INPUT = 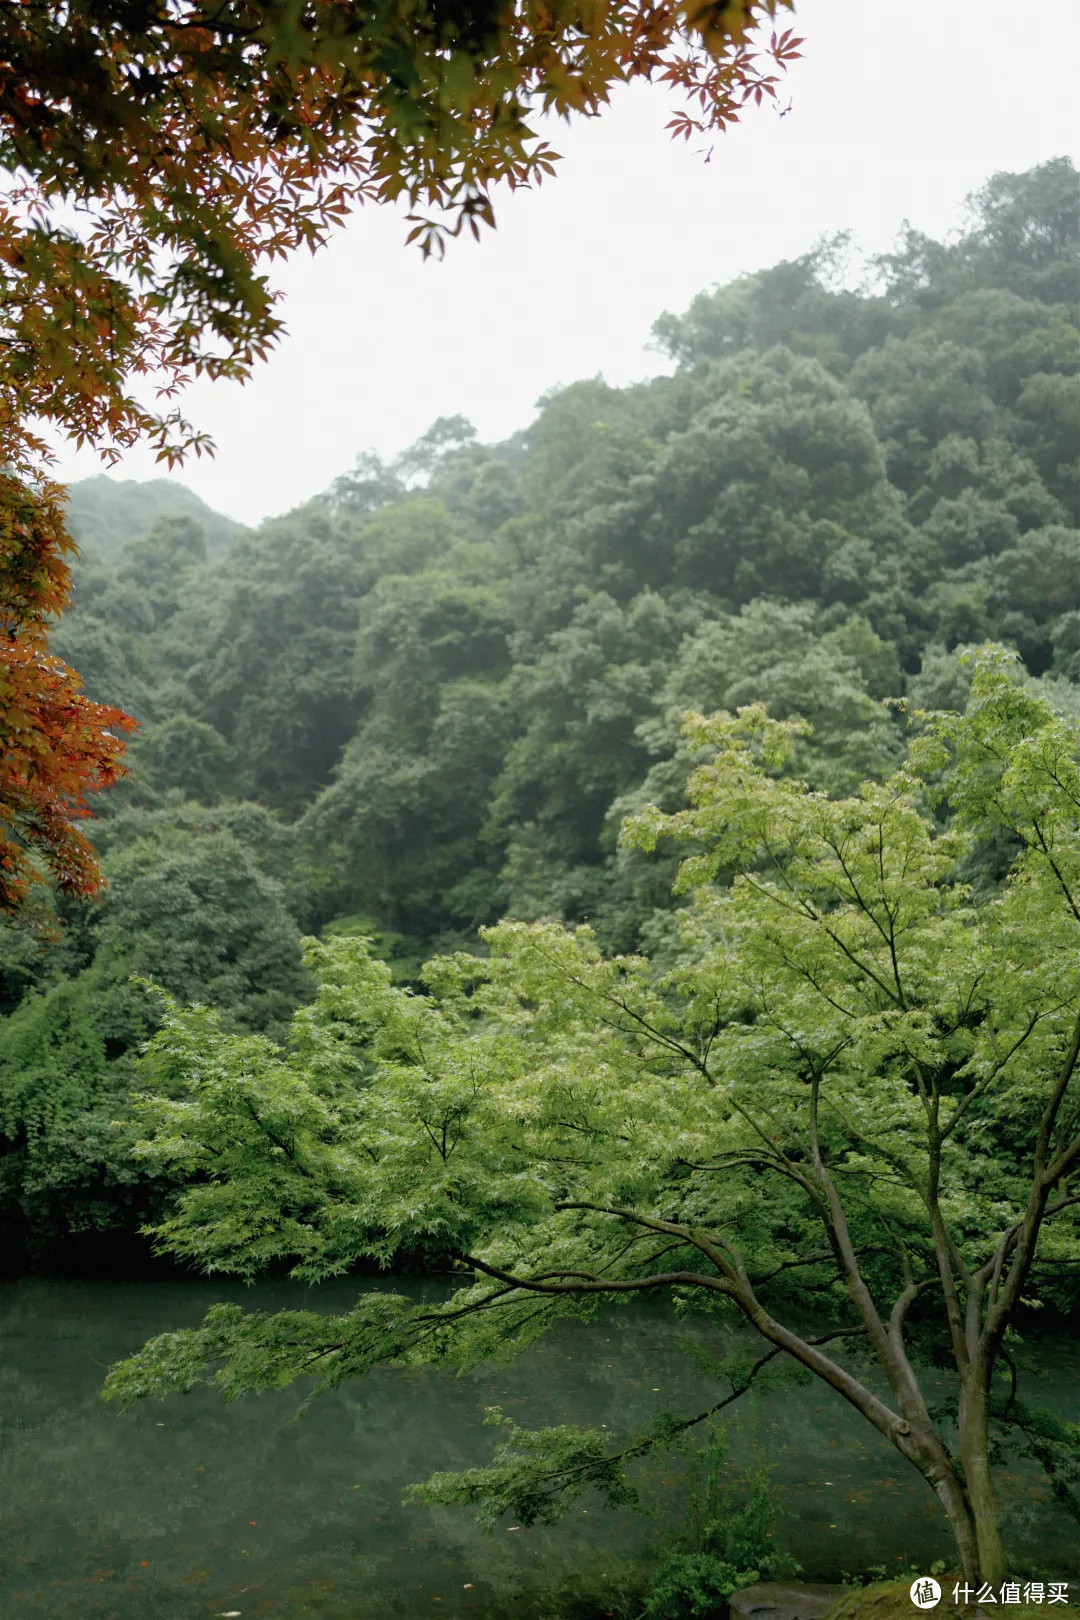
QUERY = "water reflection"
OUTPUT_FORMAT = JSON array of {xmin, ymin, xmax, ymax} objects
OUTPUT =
[{"xmin": 1, "ymin": 1278, "xmax": 1075, "ymax": 1618}]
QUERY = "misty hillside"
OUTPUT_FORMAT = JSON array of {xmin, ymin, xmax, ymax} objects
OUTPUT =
[{"xmin": 64, "ymin": 474, "xmax": 246, "ymax": 561}]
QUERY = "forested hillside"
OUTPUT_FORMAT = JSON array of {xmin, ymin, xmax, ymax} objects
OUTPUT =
[
  {"xmin": 1, "ymin": 156, "xmax": 1077, "ymax": 1270},
  {"xmin": 64, "ymin": 475, "xmax": 247, "ymax": 562}
]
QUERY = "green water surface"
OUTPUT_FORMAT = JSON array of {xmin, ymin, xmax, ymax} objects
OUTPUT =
[{"xmin": 1, "ymin": 1278, "xmax": 1076, "ymax": 1618}]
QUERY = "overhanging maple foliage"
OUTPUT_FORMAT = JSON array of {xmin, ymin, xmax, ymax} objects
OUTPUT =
[
  {"xmin": 0, "ymin": 0, "xmax": 800, "ymax": 468},
  {"xmin": 0, "ymin": 474, "xmax": 135, "ymax": 913}
]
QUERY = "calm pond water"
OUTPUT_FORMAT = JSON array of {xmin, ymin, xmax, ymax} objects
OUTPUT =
[{"xmin": 1, "ymin": 1278, "xmax": 1076, "ymax": 1619}]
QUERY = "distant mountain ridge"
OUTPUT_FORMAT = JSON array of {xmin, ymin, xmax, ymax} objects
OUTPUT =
[{"xmin": 64, "ymin": 475, "xmax": 247, "ymax": 560}]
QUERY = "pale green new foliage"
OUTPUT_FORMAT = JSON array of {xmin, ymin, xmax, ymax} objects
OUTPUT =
[
  {"xmin": 406, "ymin": 1406, "xmax": 641, "ymax": 1528},
  {"xmin": 108, "ymin": 652, "xmax": 1080, "ymax": 1582},
  {"xmin": 625, "ymin": 693, "xmax": 1073, "ymax": 1287}
]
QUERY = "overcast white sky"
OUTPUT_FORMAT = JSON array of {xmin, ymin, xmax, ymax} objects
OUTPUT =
[{"xmin": 51, "ymin": 0, "xmax": 1080, "ymax": 527}]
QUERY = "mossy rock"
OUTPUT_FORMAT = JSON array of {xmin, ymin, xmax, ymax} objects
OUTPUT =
[{"xmin": 824, "ymin": 1580, "xmax": 1056, "ymax": 1620}]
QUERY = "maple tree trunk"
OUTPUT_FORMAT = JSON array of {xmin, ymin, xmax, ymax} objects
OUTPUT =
[
  {"xmin": 903, "ymin": 1391, "xmax": 1004, "ymax": 1584},
  {"xmin": 959, "ymin": 1376, "xmax": 1007, "ymax": 1586},
  {"xmin": 893, "ymin": 1409, "xmax": 980, "ymax": 1584},
  {"xmin": 930, "ymin": 1467, "xmax": 980, "ymax": 1585}
]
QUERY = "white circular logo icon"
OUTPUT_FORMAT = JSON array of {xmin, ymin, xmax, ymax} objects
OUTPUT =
[{"xmin": 910, "ymin": 1579, "xmax": 942, "ymax": 1610}]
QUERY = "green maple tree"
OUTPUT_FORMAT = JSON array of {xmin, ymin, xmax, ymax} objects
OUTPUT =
[{"xmin": 104, "ymin": 652, "xmax": 1080, "ymax": 1584}]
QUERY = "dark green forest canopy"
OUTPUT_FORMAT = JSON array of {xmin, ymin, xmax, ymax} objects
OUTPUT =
[{"xmin": 0, "ymin": 155, "xmax": 1077, "ymax": 1265}]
